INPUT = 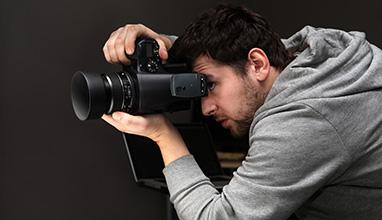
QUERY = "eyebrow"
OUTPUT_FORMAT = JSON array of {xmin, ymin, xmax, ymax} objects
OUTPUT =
[{"xmin": 206, "ymin": 75, "xmax": 216, "ymax": 81}]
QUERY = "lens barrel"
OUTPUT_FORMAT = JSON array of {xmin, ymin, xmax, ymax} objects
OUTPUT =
[{"xmin": 71, "ymin": 71, "xmax": 134, "ymax": 121}]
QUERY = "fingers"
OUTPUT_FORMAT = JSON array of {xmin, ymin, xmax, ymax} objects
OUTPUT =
[
  {"xmin": 102, "ymin": 112, "xmax": 182, "ymax": 149},
  {"xmin": 103, "ymin": 28, "xmax": 125, "ymax": 64},
  {"xmin": 103, "ymin": 24, "xmax": 172, "ymax": 65},
  {"xmin": 154, "ymin": 37, "xmax": 169, "ymax": 61},
  {"xmin": 115, "ymin": 28, "xmax": 131, "ymax": 64},
  {"xmin": 102, "ymin": 112, "xmax": 150, "ymax": 135},
  {"xmin": 123, "ymin": 24, "xmax": 145, "ymax": 56},
  {"xmin": 101, "ymin": 114, "xmax": 121, "ymax": 130},
  {"xmin": 103, "ymin": 27, "xmax": 131, "ymax": 64},
  {"xmin": 102, "ymin": 112, "xmax": 136, "ymax": 133}
]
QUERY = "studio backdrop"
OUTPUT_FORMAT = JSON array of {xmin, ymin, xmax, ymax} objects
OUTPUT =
[{"xmin": 1, "ymin": 0, "xmax": 381, "ymax": 219}]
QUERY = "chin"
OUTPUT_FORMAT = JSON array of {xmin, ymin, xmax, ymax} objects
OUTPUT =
[
  {"xmin": 228, "ymin": 123, "xmax": 250, "ymax": 138},
  {"xmin": 229, "ymin": 128, "xmax": 246, "ymax": 138}
]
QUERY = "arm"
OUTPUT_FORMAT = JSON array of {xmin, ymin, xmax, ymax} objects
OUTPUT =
[
  {"xmin": 163, "ymin": 103, "xmax": 351, "ymax": 219},
  {"xmin": 102, "ymin": 113, "xmax": 189, "ymax": 166},
  {"xmin": 101, "ymin": 24, "xmax": 183, "ymax": 165}
]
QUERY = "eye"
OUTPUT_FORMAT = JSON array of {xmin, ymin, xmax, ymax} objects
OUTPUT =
[{"xmin": 207, "ymin": 81, "xmax": 216, "ymax": 91}]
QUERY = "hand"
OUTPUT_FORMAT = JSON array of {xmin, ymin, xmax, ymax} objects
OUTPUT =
[
  {"xmin": 102, "ymin": 112, "xmax": 190, "ymax": 165},
  {"xmin": 103, "ymin": 24, "xmax": 173, "ymax": 65},
  {"xmin": 102, "ymin": 111, "xmax": 170, "ymax": 141}
]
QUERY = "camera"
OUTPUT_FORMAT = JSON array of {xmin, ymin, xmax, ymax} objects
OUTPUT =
[{"xmin": 71, "ymin": 38, "xmax": 208, "ymax": 121}]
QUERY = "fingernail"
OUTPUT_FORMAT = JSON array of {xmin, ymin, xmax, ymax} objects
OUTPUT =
[
  {"xmin": 160, "ymin": 48, "xmax": 168, "ymax": 59},
  {"xmin": 126, "ymin": 48, "xmax": 133, "ymax": 55},
  {"xmin": 112, "ymin": 113, "xmax": 122, "ymax": 121}
]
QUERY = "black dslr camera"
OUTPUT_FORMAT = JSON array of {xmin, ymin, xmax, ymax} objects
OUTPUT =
[{"xmin": 71, "ymin": 38, "xmax": 208, "ymax": 121}]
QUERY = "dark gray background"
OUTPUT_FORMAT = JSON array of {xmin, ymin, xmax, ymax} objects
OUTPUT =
[{"xmin": 1, "ymin": 0, "xmax": 381, "ymax": 219}]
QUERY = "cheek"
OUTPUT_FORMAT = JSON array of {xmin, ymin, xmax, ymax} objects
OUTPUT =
[{"xmin": 218, "ymin": 87, "xmax": 247, "ymax": 116}]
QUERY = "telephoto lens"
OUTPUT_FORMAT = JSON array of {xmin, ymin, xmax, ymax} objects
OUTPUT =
[{"xmin": 71, "ymin": 71, "xmax": 135, "ymax": 121}]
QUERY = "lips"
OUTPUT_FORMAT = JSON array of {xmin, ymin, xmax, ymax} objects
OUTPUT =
[
  {"xmin": 221, "ymin": 119, "xmax": 229, "ymax": 128},
  {"xmin": 216, "ymin": 118, "xmax": 229, "ymax": 128}
]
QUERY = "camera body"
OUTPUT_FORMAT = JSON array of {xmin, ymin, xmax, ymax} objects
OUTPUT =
[{"xmin": 71, "ymin": 38, "xmax": 208, "ymax": 121}]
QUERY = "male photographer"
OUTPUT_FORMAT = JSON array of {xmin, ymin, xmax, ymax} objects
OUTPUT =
[{"xmin": 102, "ymin": 5, "xmax": 382, "ymax": 220}]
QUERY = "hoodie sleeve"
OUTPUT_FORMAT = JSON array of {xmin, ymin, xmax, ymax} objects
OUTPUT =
[{"xmin": 163, "ymin": 103, "xmax": 351, "ymax": 220}]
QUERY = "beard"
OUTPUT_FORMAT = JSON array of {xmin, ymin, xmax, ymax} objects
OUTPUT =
[{"xmin": 228, "ymin": 78, "xmax": 267, "ymax": 138}]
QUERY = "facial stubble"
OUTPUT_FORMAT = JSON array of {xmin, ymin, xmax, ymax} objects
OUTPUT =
[{"xmin": 229, "ymin": 77, "xmax": 267, "ymax": 138}]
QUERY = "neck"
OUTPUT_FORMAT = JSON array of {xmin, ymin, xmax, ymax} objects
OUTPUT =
[{"xmin": 263, "ymin": 66, "xmax": 281, "ymax": 94}]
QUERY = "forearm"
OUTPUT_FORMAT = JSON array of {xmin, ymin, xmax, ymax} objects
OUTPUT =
[{"xmin": 152, "ymin": 121, "xmax": 190, "ymax": 166}]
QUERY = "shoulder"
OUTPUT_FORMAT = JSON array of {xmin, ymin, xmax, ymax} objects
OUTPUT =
[
  {"xmin": 241, "ymin": 102, "xmax": 352, "ymax": 186},
  {"xmin": 250, "ymin": 102, "xmax": 349, "ymax": 163}
]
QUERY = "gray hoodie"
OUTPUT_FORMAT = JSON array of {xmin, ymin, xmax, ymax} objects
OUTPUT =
[{"xmin": 163, "ymin": 26, "xmax": 382, "ymax": 220}]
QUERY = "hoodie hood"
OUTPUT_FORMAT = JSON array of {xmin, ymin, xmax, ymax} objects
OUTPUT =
[{"xmin": 257, "ymin": 26, "xmax": 382, "ymax": 115}]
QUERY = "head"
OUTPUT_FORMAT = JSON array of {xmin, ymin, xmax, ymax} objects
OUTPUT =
[{"xmin": 169, "ymin": 5, "xmax": 292, "ymax": 137}]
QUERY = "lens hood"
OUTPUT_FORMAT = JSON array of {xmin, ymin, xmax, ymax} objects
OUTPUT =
[{"xmin": 71, "ymin": 71, "xmax": 109, "ymax": 121}]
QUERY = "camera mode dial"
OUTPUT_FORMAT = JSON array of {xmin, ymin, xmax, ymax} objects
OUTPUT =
[
  {"xmin": 145, "ymin": 59, "xmax": 159, "ymax": 73},
  {"xmin": 136, "ymin": 38, "xmax": 161, "ymax": 73}
]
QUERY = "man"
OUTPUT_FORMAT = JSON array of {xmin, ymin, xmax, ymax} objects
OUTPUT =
[{"xmin": 102, "ymin": 5, "xmax": 382, "ymax": 220}]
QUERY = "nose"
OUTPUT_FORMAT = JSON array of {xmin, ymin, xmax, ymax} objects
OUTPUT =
[{"xmin": 201, "ymin": 96, "xmax": 217, "ymax": 116}]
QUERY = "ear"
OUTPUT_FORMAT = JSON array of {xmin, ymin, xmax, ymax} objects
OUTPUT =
[{"xmin": 247, "ymin": 48, "xmax": 271, "ymax": 82}]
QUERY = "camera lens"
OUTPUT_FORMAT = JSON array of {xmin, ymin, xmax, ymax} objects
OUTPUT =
[{"xmin": 71, "ymin": 71, "xmax": 135, "ymax": 121}]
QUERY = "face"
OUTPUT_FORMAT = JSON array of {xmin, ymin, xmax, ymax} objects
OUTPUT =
[{"xmin": 194, "ymin": 55, "xmax": 267, "ymax": 138}]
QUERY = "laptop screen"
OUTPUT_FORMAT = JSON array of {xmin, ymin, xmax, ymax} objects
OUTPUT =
[{"xmin": 122, "ymin": 123, "xmax": 224, "ymax": 181}]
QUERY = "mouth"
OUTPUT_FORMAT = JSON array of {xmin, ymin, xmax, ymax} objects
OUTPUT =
[{"xmin": 216, "ymin": 118, "xmax": 229, "ymax": 128}]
